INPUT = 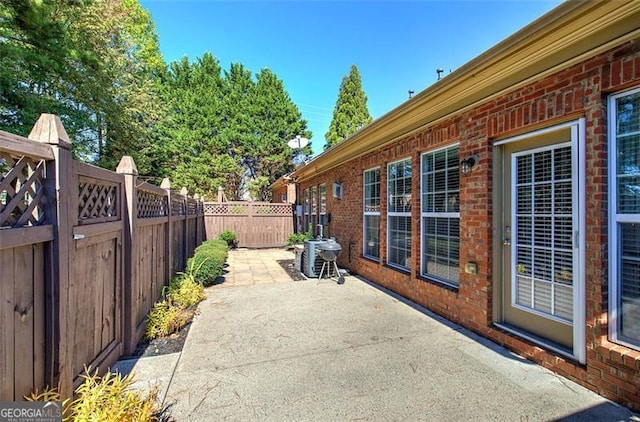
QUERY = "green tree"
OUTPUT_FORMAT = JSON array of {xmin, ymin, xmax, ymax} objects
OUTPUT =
[
  {"xmin": 157, "ymin": 54, "xmax": 241, "ymax": 199},
  {"xmin": 0, "ymin": 0, "xmax": 165, "ymax": 174},
  {"xmin": 219, "ymin": 63, "xmax": 256, "ymax": 199},
  {"xmin": 0, "ymin": 0, "xmax": 89, "ymax": 138},
  {"xmin": 80, "ymin": 0, "xmax": 166, "ymax": 174},
  {"xmin": 248, "ymin": 68, "xmax": 311, "ymax": 200},
  {"xmin": 324, "ymin": 64, "xmax": 372, "ymax": 149}
]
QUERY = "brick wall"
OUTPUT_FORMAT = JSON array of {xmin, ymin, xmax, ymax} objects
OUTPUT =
[
  {"xmin": 298, "ymin": 38, "xmax": 640, "ymax": 410},
  {"xmin": 272, "ymin": 185, "xmax": 287, "ymax": 203}
]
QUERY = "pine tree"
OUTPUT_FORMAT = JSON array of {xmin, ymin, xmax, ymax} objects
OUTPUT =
[
  {"xmin": 324, "ymin": 65, "xmax": 372, "ymax": 149},
  {"xmin": 158, "ymin": 53, "xmax": 241, "ymax": 199},
  {"xmin": 249, "ymin": 68, "xmax": 311, "ymax": 200}
]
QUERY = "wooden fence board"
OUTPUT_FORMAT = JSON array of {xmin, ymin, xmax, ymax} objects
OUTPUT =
[
  {"xmin": 204, "ymin": 202, "xmax": 293, "ymax": 248},
  {"xmin": 0, "ymin": 226, "xmax": 53, "ymax": 251},
  {"xmin": 0, "ymin": 130, "xmax": 54, "ymax": 161},
  {"xmin": 32, "ymin": 243, "xmax": 45, "ymax": 391},
  {"xmin": 172, "ymin": 221, "xmax": 185, "ymax": 274},
  {"xmin": 0, "ymin": 248, "xmax": 15, "ymax": 400},
  {"xmin": 13, "ymin": 245, "xmax": 34, "ymax": 400}
]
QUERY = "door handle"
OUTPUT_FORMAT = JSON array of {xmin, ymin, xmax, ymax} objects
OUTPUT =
[{"xmin": 503, "ymin": 225, "xmax": 511, "ymax": 246}]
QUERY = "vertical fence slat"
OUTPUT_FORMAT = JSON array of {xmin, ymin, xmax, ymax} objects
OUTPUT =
[
  {"xmin": 116, "ymin": 157, "xmax": 137, "ymax": 355},
  {"xmin": 32, "ymin": 243, "xmax": 45, "ymax": 391},
  {"xmin": 29, "ymin": 114, "xmax": 74, "ymax": 398},
  {"xmin": 162, "ymin": 178, "xmax": 173, "ymax": 280},
  {"xmin": 0, "ymin": 248, "xmax": 15, "ymax": 400}
]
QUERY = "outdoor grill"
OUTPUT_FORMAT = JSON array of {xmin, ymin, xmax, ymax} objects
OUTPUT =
[{"xmin": 317, "ymin": 240, "xmax": 345, "ymax": 284}]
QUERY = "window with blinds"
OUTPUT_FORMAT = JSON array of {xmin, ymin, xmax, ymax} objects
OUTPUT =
[
  {"xmin": 421, "ymin": 146, "xmax": 460, "ymax": 286},
  {"xmin": 364, "ymin": 168, "xmax": 381, "ymax": 260},
  {"xmin": 388, "ymin": 158, "xmax": 412, "ymax": 269},
  {"xmin": 513, "ymin": 146, "xmax": 573, "ymax": 321},
  {"xmin": 319, "ymin": 184, "xmax": 327, "ymax": 215},
  {"xmin": 303, "ymin": 188, "xmax": 310, "ymax": 233},
  {"xmin": 311, "ymin": 185, "xmax": 318, "ymax": 236},
  {"xmin": 610, "ymin": 88, "xmax": 640, "ymax": 349}
]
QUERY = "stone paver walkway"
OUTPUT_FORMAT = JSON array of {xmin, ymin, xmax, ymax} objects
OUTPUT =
[{"xmin": 220, "ymin": 248, "xmax": 296, "ymax": 286}]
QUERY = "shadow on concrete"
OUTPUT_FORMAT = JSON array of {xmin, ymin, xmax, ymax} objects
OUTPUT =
[
  {"xmin": 211, "ymin": 264, "xmax": 230, "ymax": 286},
  {"xmin": 551, "ymin": 401, "xmax": 639, "ymax": 421},
  {"xmin": 276, "ymin": 259, "xmax": 306, "ymax": 281}
]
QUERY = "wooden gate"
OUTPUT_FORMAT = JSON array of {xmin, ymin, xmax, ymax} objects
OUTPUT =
[
  {"xmin": 204, "ymin": 202, "xmax": 294, "ymax": 248},
  {"xmin": 68, "ymin": 162, "xmax": 125, "ymax": 387}
]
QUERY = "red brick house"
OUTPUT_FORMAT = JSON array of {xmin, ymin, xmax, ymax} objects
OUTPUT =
[
  {"xmin": 270, "ymin": 175, "xmax": 297, "ymax": 204},
  {"xmin": 287, "ymin": 1, "xmax": 640, "ymax": 410}
]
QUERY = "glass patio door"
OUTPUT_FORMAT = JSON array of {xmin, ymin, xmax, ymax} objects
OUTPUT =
[{"xmin": 497, "ymin": 121, "xmax": 585, "ymax": 362}]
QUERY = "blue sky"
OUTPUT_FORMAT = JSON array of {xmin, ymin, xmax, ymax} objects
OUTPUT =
[{"xmin": 141, "ymin": 0, "xmax": 562, "ymax": 156}]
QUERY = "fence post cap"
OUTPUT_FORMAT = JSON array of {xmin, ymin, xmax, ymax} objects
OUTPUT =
[
  {"xmin": 160, "ymin": 178, "xmax": 171, "ymax": 189},
  {"xmin": 28, "ymin": 114, "xmax": 71, "ymax": 149},
  {"xmin": 115, "ymin": 156, "xmax": 138, "ymax": 175},
  {"xmin": 180, "ymin": 186, "xmax": 189, "ymax": 195},
  {"xmin": 194, "ymin": 193, "xmax": 200, "ymax": 199}
]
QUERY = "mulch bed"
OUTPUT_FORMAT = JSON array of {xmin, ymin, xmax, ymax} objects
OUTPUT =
[
  {"xmin": 277, "ymin": 259, "xmax": 306, "ymax": 281},
  {"xmin": 124, "ymin": 322, "xmax": 192, "ymax": 359}
]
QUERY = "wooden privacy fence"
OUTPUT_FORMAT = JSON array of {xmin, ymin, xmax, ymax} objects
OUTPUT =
[
  {"xmin": 0, "ymin": 114, "xmax": 204, "ymax": 401},
  {"xmin": 204, "ymin": 202, "xmax": 294, "ymax": 248}
]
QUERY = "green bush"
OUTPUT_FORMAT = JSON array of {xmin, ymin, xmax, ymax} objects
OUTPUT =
[
  {"xmin": 286, "ymin": 231, "xmax": 313, "ymax": 246},
  {"xmin": 218, "ymin": 230, "xmax": 237, "ymax": 248},
  {"xmin": 186, "ymin": 246, "xmax": 228, "ymax": 286},
  {"xmin": 195, "ymin": 239, "xmax": 228, "ymax": 254}
]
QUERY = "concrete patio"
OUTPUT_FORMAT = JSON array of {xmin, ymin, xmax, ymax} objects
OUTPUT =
[{"xmin": 114, "ymin": 248, "xmax": 639, "ymax": 421}]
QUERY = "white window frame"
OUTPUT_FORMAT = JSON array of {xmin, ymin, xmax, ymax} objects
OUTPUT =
[
  {"xmin": 311, "ymin": 185, "xmax": 318, "ymax": 236},
  {"xmin": 363, "ymin": 167, "xmax": 381, "ymax": 261},
  {"xmin": 608, "ymin": 87, "xmax": 640, "ymax": 350},
  {"xmin": 387, "ymin": 158, "xmax": 412, "ymax": 270},
  {"xmin": 319, "ymin": 184, "xmax": 327, "ymax": 233},
  {"xmin": 303, "ymin": 188, "xmax": 310, "ymax": 233},
  {"xmin": 420, "ymin": 144, "xmax": 460, "ymax": 287}
]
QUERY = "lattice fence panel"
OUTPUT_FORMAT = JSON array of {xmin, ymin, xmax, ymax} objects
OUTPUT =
[
  {"xmin": 203, "ymin": 202, "xmax": 293, "ymax": 216},
  {"xmin": 78, "ymin": 179, "xmax": 119, "ymax": 222},
  {"xmin": 0, "ymin": 153, "xmax": 47, "ymax": 228},
  {"xmin": 137, "ymin": 189, "xmax": 168, "ymax": 218},
  {"xmin": 204, "ymin": 203, "xmax": 248, "ymax": 216},
  {"xmin": 254, "ymin": 204, "xmax": 293, "ymax": 215},
  {"xmin": 171, "ymin": 197, "xmax": 186, "ymax": 216}
]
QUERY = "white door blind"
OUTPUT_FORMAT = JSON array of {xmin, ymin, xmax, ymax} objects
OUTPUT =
[{"xmin": 514, "ymin": 145, "xmax": 574, "ymax": 322}]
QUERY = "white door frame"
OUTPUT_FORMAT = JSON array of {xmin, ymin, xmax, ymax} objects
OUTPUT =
[{"xmin": 493, "ymin": 118, "xmax": 586, "ymax": 364}]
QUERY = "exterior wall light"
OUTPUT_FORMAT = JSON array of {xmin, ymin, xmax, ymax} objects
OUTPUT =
[{"xmin": 460, "ymin": 154, "xmax": 480, "ymax": 174}]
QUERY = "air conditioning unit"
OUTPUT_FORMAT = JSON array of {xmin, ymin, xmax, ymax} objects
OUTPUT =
[{"xmin": 303, "ymin": 239, "xmax": 326, "ymax": 277}]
